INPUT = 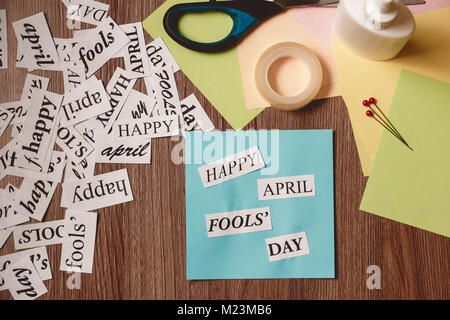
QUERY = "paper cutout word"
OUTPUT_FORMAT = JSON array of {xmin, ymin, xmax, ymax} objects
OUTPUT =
[
  {"xmin": 257, "ymin": 174, "xmax": 315, "ymax": 200},
  {"xmin": 198, "ymin": 146, "xmax": 266, "ymax": 188},
  {"xmin": 205, "ymin": 207, "xmax": 272, "ymax": 238},
  {"xmin": 265, "ymin": 231, "xmax": 310, "ymax": 262}
]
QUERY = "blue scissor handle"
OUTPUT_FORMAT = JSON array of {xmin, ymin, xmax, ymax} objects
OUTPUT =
[{"xmin": 163, "ymin": 1, "xmax": 283, "ymax": 53}]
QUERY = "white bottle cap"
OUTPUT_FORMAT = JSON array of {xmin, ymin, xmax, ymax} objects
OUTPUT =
[{"xmin": 365, "ymin": 0, "xmax": 400, "ymax": 30}]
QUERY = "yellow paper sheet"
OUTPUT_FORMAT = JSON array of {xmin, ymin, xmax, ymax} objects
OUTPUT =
[
  {"xmin": 142, "ymin": 0, "xmax": 263, "ymax": 130},
  {"xmin": 239, "ymin": 11, "xmax": 340, "ymax": 110},
  {"xmin": 333, "ymin": 8, "xmax": 450, "ymax": 175},
  {"xmin": 360, "ymin": 70, "xmax": 450, "ymax": 238}
]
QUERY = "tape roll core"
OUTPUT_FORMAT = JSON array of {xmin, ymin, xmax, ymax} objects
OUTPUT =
[{"xmin": 255, "ymin": 42, "xmax": 323, "ymax": 111}]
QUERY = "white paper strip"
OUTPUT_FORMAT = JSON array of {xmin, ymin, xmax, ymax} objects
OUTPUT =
[
  {"xmin": 95, "ymin": 132, "xmax": 151, "ymax": 164},
  {"xmin": 56, "ymin": 124, "xmax": 95, "ymax": 165},
  {"xmin": 4, "ymin": 257, "xmax": 48, "ymax": 300},
  {"xmin": 64, "ymin": 151, "xmax": 95, "ymax": 182},
  {"xmin": 0, "ymin": 187, "xmax": 30, "ymax": 230},
  {"xmin": 265, "ymin": 231, "xmax": 310, "ymax": 262},
  {"xmin": 72, "ymin": 17, "xmax": 129, "ymax": 77},
  {"xmin": 20, "ymin": 74, "xmax": 50, "ymax": 101},
  {"xmin": 61, "ymin": 168, "xmax": 133, "ymax": 210},
  {"xmin": 257, "ymin": 175, "xmax": 316, "ymax": 200},
  {"xmin": 151, "ymin": 65, "xmax": 183, "ymax": 125},
  {"xmin": 15, "ymin": 90, "xmax": 63, "ymax": 171},
  {"xmin": 67, "ymin": 0, "xmax": 109, "ymax": 26},
  {"xmin": 0, "ymin": 105, "xmax": 13, "ymax": 136},
  {"xmin": 1, "ymin": 100, "xmax": 30, "ymax": 125},
  {"xmin": 12, "ymin": 12, "xmax": 60, "ymax": 71},
  {"xmin": 0, "ymin": 228, "xmax": 12, "ymax": 249},
  {"xmin": 120, "ymin": 23, "xmax": 151, "ymax": 79},
  {"xmin": 0, "ymin": 10, "xmax": 8, "ymax": 69},
  {"xmin": 0, "ymin": 246, "xmax": 51, "ymax": 291},
  {"xmin": 61, "ymin": 78, "xmax": 111, "ymax": 127},
  {"xmin": 12, "ymin": 177, "xmax": 57, "ymax": 221},
  {"xmin": 146, "ymin": 37, "xmax": 180, "ymax": 73},
  {"xmin": 205, "ymin": 207, "xmax": 272, "ymax": 238},
  {"xmin": 7, "ymin": 150, "xmax": 66, "ymax": 183},
  {"xmin": 180, "ymin": 94, "xmax": 214, "ymax": 132},
  {"xmin": 0, "ymin": 139, "xmax": 17, "ymax": 181},
  {"xmin": 112, "ymin": 115, "xmax": 179, "ymax": 140},
  {"xmin": 102, "ymin": 67, "xmax": 136, "ymax": 133},
  {"xmin": 118, "ymin": 89, "xmax": 155, "ymax": 120},
  {"xmin": 13, "ymin": 219, "xmax": 65, "ymax": 250},
  {"xmin": 198, "ymin": 146, "xmax": 266, "ymax": 188},
  {"xmin": 60, "ymin": 210, "xmax": 98, "ymax": 273}
]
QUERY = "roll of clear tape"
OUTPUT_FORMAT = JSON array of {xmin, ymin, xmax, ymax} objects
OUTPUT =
[{"xmin": 255, "ymin": 42, "xmax": 323, "ymax": 111}]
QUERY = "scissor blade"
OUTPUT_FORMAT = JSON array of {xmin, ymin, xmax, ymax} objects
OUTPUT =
[
  {"xmin": 275, "ymin": 0, "xmax": 340, "ymax": 8},
  {"xmin": 276, "ymin": 0, "xmax": 426, "ymax": 8}
]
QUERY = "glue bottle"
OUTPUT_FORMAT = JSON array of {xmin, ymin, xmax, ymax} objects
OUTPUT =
[{"xmin": 332, "ymin": 0, "xmax": 415, "ymax": 60}]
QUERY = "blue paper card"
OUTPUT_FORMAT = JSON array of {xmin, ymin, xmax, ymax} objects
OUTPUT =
[{"xmin": 185, "ymin": 130, "xmax": 335, "ymax": 279}]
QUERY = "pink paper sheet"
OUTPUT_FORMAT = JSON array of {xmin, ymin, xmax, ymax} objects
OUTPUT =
[{"xmin": 291, "ymin": 1, "xmax": 450, "ymax": 48}]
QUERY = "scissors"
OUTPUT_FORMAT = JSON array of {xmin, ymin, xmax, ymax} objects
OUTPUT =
[{"xmin": 163, "ymin": 0, "xmax": 425, "ymax": 53}]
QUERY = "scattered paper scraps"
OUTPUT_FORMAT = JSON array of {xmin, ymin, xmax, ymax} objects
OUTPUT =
[
  {"xmin": 151, "ymin": 65, "xmax": 183, "ymax": 124},
  {"xmin": 0, "ymin": 228, "xmax": 12, "ymax": 249},
  {"xmin": 198, "ymin": 146, "xmax": 266, "ymax": 188},
  {"xmin": 265, "ymin": 231, "xmax": 310, "ymax": 262},
  {"xmin": 13, "ymin": 219, "xmax": 65, "ymax": 250},
  {"xmin": 66, "ymin": 0, "xmax": 109, "ymax": 26},
  {"xmin": 64, "ymin": 151, "xmax": 95, "ymax": 182},
  {"xmin": 120, "ymin": 23, "xmax": 151, "ymax": 79},
  {"xmin": 117, "ymin": 89, "xmax": 155, "ymax": 121},
  {"xmin": 205, "ymin": 207, "xmax": 272, "ymax": 238},
  {"xmin": 0, "ymin": 105, "xmax": 13, "ymax": 136},
  {"xmin": 61, "ymin": 78, "xmax": 111, "ymax": 127},
  {"xmin": 0, "ymin": 9, "xmax": 8, "ymax": 69},
  {"xmin": 3, "ymin": 256, "xmax": 48, "ymax": 300},
  {"xmin": 12, "ymin": 177, "xmax": 57, "ymax": 221},
  {"xmin": 71, "ymin": 16, "xmax": 129, "ymax": 77},
  {"xmin": 7, "ymin": 150, "xmax": 66, "ymax": 183},
  {"xmin": 60, "ymin": 210, "xmax": 98, "ymax": 273},
  {"xmin": 181, "ymin": 94, "xmax": 214, "ymax": 132},
  {"xmin": 56, "ymin": 122, "xmax": 95, "ymax": 165},
  {"xmin": 146, "ymin": 37, "xmax": 180, "ymax": 73},
  {"xmin": 12, "ymin": 12, "xmax": 60, "ymax": 71},
  {"xmin": 0, "ymin": 2, "xmax": 219, "ymax": 299},
  {"xmin": 257, "ymin": 175, "xmax": 316, "ymax": 201},
  {"xmin": 95, "ymin": 131, "xmax": 151, "ymax": 164},
  {"xmin": 113, "ymin": 115, "xmax": 179, "ymax": 140},
  {"xmin": 0, "ymin": 246, "xmax": 52, "ymax": 291},
  {"xmin": 14, "ymin": 90, "xmax": 63, "ymax": 171},
  {"xmin": 102, "ymin": 67, "xmax": 136, "ymax": 133},
  {"xmin": 21, "ymin": 74, "xmax": 50, "ymax": 101},
  {"xmin": 61, "ymin": 168, "xmax": 133, "ymax": 210}
]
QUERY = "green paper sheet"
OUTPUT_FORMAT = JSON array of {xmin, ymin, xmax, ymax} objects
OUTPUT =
[
  {"xmin": 142, "ymin": 0, "xmax": 263, "ymax": 129},
  {"xmin": 360, "ymin": 70, "xmax": 450, "ymax": 238}
]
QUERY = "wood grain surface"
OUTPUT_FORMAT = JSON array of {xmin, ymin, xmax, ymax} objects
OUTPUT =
[{"xmin": 0, "ymin": 0, "xmax": 448, "ymax": 300}]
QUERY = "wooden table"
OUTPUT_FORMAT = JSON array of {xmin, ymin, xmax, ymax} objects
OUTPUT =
[{"xmin": 0, "ymin": 0, "xmax": 448, "ymax": 300}]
